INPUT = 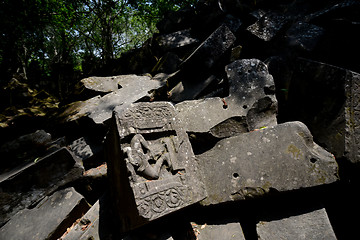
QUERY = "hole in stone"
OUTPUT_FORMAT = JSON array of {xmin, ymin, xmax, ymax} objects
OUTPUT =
[
  {"xmin": 310, "ymin": 158, "xmax": 317, "ymax": 163},
  {"xmin": 223, "ymin": 104, "xmax": 228, "ymax": 109},
  {"xmin": 243, "ymin": 105, "xmax": 248, "ymax": 109},
  {"xmin": 233, "ymin": 173, "xmax": 239, "ymax": 178},
  {"xmin": 118, "ymin": 84, "xmax": 122, "ymax": 89}
]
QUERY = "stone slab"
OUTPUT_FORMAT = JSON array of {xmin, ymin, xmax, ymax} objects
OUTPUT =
[
  {"xmin": 180, "ymin": 24, "xmax": 236, "ymax": 71},
  {"xmin": 175, "ymin": 59, "xmax": 277, "ymax": 136},
  {"xmin": 0, "ymin": 187, "xmax": 89, "ymax": 240},
  {"xmin": 60, "ymin": 75, "xmax": 163, "ymax": 124},
  {"xmin": 197, "ymin": 121, "xmax": 339, "ymax": 205},
  {"xmin": 156, "ymin": 29, "xmax": 199, "ymax": 51},
  {"xmin": 256, "ymin": 208, "xmax": 337, "ymax": 240},
  {"xmin": 247, "ymin": 12, "xmax": 289, "ymax": 41},
  {"xmin": 0, "ymin": 147, "xmax": 84, "ymax": 227},
  {"xmin": 77, "ymin": 74, "xmax": 147, "ymax": 94},
  {"xmin": 192, "ymin": 222, "xmax": 245, "ymax": 240},
  {"xmin": 284, "ymin": 58, "xmax": 360, "ymax": 165},
  {"xmin": 106, "ymin": 102, "xmax": 207, "ymax": 233}
]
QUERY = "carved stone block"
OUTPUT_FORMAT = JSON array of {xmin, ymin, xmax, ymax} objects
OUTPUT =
[{"xmin": 106, "ymin": 102, "xmax": 207, "ymax": 233}]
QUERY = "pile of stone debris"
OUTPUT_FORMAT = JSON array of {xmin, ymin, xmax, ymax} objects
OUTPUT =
[{"xmin": 1, "ymin": 0, "xmax": 360, "ymax": 239}]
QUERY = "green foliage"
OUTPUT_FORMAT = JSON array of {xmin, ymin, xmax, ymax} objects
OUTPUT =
[{"xmin": 0, "ymin": 0, "xmax": 198, "ymax": 98}]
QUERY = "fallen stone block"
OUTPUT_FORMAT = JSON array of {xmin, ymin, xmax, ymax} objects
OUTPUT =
[
  {"xmin": 69, "ymin": 136, "xmax": 104, "ymax": 169},
  {"xmin": 192, "ymin": 222, "xmax": 245, "ymax": 240},
  {"xmin": 75, "ymin": 74, "xmax": 148, "ymax": 98},
  {"xmin": 106, "ymin": 102, "xmax": 207, "ymax": 233},
  {"xmin": 61, "ymin": 199, "xmax": 102, "ymax": 240},
  {"xmin": 282, "ymin": 58, "xmax": 360, "ymax": 165},
  {"xmin": 285, "ymin": 21, "xmax": 325, "ymax": 52},
  {"xmin": 155, "ymin": 29, "xmax": 199, "ymax": 51},
  {"xmin": 197, "ymin": 121, "xmax": 339, "ymax": 205},
  {"xmin": 180, "ymin": 24, "xmax": 236, "ymax": 71},
  {"xmin": 247, "ymin": 12, "xmax": 289, "ymax": 41},
  {"xmin": 59, "ymin": 74, "xmax": 164, "ymax": 125},
  {"xmin": 0, "ymin": 129, "xmax": 53, "ymax": 173},
  {"xmin": 175, "ymin": 59, "xmax": 277, "ymax": 138},
  {"xmin": 0, "ymin": 187, "xmax": 89, "ymax": 240},
  {"xmin": 0, "ymin": 147, "xmax": 84, "ymax": 227},
  {"xmin": 256, "ymin": 208, "xmax": 337, "ymax": 240}
]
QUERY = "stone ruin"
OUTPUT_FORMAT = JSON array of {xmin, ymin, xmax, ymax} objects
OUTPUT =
[{"xmin": 1, "ymin": 0, "xmax": 360, "ymax": 239}]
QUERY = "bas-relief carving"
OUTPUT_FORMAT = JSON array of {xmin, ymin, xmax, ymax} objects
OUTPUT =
[
  {"xmin": 123, "ymin": 133, "xmax": 181, "ymax": 182},
  {"xmin": 116, "ymin": 102, "xmax": 204, "ymax": 221}
]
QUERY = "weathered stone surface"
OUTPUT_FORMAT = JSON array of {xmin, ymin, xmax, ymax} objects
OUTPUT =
[
  {"xmin": 69, "ymin": 136, "xmax": 103, "ymax": 169},
  {"xmin": 175, "ymin": 59, "xmax": 277, "ymax": 137},
  {"xmin": 169, "ymin": 75, "xmax": 218, "ymax": 102},
  {"xmin": 256, "ymin": 208, "xmax": 337, "ymax": 240},
  {"xmin": 197, "ymin": 121, "xmax": 338, "ymax": 205},
  {"xmin": 76, "ymin": 74, "xmax": 148, "ymax": 96},
  {"xmin": 152, "ymin": 52, "xmax": 182, "ymax": 74},
  {"xmin": 0, "ymin": 147, "xmax": 84, "ymax": 227},
  {"xmin": 59, "ymin": 75, "xmax": 164, "ymax": 124},
  {"xmin": 0, "ymin": 129, "xmax": 53, "ymax": 173},
  {"xmin": 247, "ymin": 12, "xmax": 289, "ymax": 41},
  {"xmin": 282, "ymin": 58, "xmax": 360, "ymax": 165},
  {"xmin": 181, "ymin": 24, "xmax": 236, "ymax": 70},
  {"xmin": 106, "ymin": 102, "xmax": 207, "ymax": 233},
  {"xmin": 285, "ymin": 21, "xmax": 325, "ymax": 51},
  {"xmin": 0, "ymin": 187, "xmax": 89, "ymax": 240},
  {"xmin": 156, "ymin": 29, "xmax": 199, "ymax": 51},
  {"xmin": 192, "ymin": 222, "xmax": 245, "ymax": 240}
]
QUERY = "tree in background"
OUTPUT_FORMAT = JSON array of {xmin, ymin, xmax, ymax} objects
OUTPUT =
[{"xmin": 0, "ymin": 0, "xmax": 198, "ymax": 99}]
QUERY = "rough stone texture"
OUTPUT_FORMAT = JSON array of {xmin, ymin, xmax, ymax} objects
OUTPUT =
[
  {"xmin": 75, "ymin": 74, "xmax": 150, "ymax": 97},
  {"xmin": 169, "ymin": 75, "xmax": 218, "ymax": 102},
  {"xmin": 0, "ymin": 187, "xmax": 89, "ymax": 240},
  {"xmin": 180, "ymin": 24, "xmax": 236, "ymax": 71},
  {"xmin": 192, "ymin": 222, "xmax": 245, "ymax": 240},
  {"xmin": 256, "ymin": 208, "xmax": 337, "ymax": 240},
  {"xmin": 247, "ymin": 12, "xmax": 289, "ymax": 41},
  {"xmin": 155, "ymin": 29, "xmax": 199, "ymax": 51},
  {"xmin": 285, "ymin": 21, "xmax": 325, "ymax": 52},
  {"xmin": 59, "ymin": 75, "xmax": 163, "ymax": 124},
  {"xmin": 106, "ymin": 102, "xmax": 207, "ymax": 233},
  {"xmin": 175, "ymin": 59, "xmax": 277, "ymax": 136},
  {"xmin": 197, "ymin": 121, "xmax": 338, "ymax": 205},
  {"xmin": 69, "ymin": 136, "xmax": 104, "ymax": 169},
  {"xmin": 0, "ymin": 130, "xmax": 53, "ymax": 173},
  {"xmin": 0, "ymin": 147, "xmax": 84, "ymax": 227},
  {"xmin": 282, "ymin": 58, "xmax": 360, "ymax": 165}
]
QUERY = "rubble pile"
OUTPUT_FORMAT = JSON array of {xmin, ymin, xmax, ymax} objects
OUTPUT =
[{"xmin": 1, "ymin": 0, "xmax": 360, "ymax": 239}]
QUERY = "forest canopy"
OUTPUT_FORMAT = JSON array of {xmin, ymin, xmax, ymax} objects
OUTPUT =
[{"xmin": 0, "ymin": 0, "xmax": 198, "ymax": 95}]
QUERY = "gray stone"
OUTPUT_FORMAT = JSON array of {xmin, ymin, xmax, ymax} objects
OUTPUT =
[
  {"xmin": 175, "ymin": 59, "xmax": 277, "ymax": 137},
  {"xmin": 256, "ymin": 208, "xmax": 337, "ymax": 240},
  {"xmin": 0, "ymin": 147, "xmax": 84, "ymax": 227},
  {"xmin": 0, "ymin": 187, "xmax": 89, "ymax": 240},
  {"xmin": 0, "ymin": 130, "xmax": 53, "ymax": 173},
  {"xmin": 247, "ymin": 12, "xmax": 289, "ymax": 41},
  {"xmin": 106, "ymin": 102, "xmax": 207, "ymax": 233},
  {"xmin": 156, "ymin": 29, "xmax": 199, "ymax": 51},
  {"xmin": 77, "ymin": 75, "xmax": 145, "ymax": 94},
  {"xmin": 62, "ymin": 199, "xmax": 101, "ymax": 240},
  {"xmin": 152, "ymin": 52, "xmax": 182, "ymax": 74},
  {"xmin": 197, "ymin": 121, "xmax": 338, "ymax": 205},
  {"xmin": 181, "ymin": 24, "xmax": 236, "ymax": 70},
  {"xmin": 169, "ymin": 75, "xmax": 218, "ymax": 102},
  {"xmin": 59, "ymin": 75, "xmax": 163, "ymax": 124},
  {"xmin": 69, "ymin": 137, "xmax": 103, "ymax": 169},
  {"xmin": 284, "ymin": 58, "xmax": 360, "ymax": 165},
  {"xmin": 285, "ymin": 21, "xmax": 325, "ymax": 51},
  {"xmin": 192, "ymin": 222, "xmax": 245, "ymax": 240}
]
